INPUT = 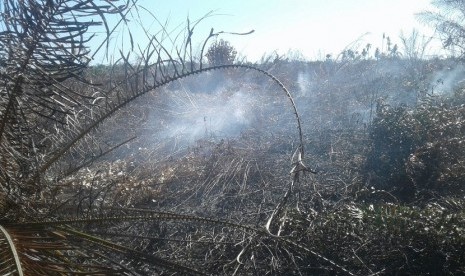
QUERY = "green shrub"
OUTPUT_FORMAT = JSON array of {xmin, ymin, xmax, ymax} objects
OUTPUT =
[{"xmin": 366, "ymin": 92, "xmax": 465, "ymax": 201}]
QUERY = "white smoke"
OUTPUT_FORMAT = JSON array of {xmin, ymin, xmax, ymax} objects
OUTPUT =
[
  {"xmin": 147, "ymin": 87, "xmax": 257, "ymax": 147},
  {"xmin": 431, "ymin": 64, "xmax": 465, "ymax": 95},
  {"xmin": 297, "ymin": 71, "xmax": 312, "ymax": 96}
]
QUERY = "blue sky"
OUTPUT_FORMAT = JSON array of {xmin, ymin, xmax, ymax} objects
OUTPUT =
[{"xmin": 94, "ymin": 0, "xmax": 440, "ymax": 63}]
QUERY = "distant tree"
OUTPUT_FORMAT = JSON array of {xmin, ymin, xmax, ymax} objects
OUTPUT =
[
  {"xmin": 206, "ymin": 39, "xmax": 237, "ymax": 66},
  {"xmin": 420, "ymin": 0, "xmax": 465, "ymax": 57}
]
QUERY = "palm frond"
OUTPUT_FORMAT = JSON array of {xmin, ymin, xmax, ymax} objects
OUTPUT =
[
  {"xmin": 0, "ymin": 0, "xmax": 132, "ymax": 197},
  {"xmin": 3, "ymin": 209, "xmax": 259, "ymax": 275},
  {"xmin": 0, "ymin": 225, "xmax": 23, "ymax": 276},
  {"xmin": 0, "ymin": 224, "xmax": 123, "ymax": 275}
]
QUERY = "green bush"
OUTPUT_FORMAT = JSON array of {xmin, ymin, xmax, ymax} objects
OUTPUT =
[{"xmin": 366, "ymin": 92, "xmax": 465, "ymax": 201}]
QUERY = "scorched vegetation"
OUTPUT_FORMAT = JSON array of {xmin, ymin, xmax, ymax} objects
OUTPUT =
[{"xmin": 0, "ymin": 0, "xmax": 465, "ymax": 275}]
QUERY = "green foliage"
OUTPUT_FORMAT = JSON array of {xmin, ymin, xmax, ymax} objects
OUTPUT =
[
  {"xmin": 366, "ymin": 92, "xmax": 465, "ymax": 201},
  {"xmin": 281, "ymin": 200, "xmax": 465, "ymax": 275},
  {"xmin": 366, "ymin": 104, "xmax": 419, "ymax": 200}
]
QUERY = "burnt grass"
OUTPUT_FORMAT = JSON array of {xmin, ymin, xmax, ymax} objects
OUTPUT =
[{"xmin": 68, "ymin": 57, "xmax": 465, "ymax": 275}]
